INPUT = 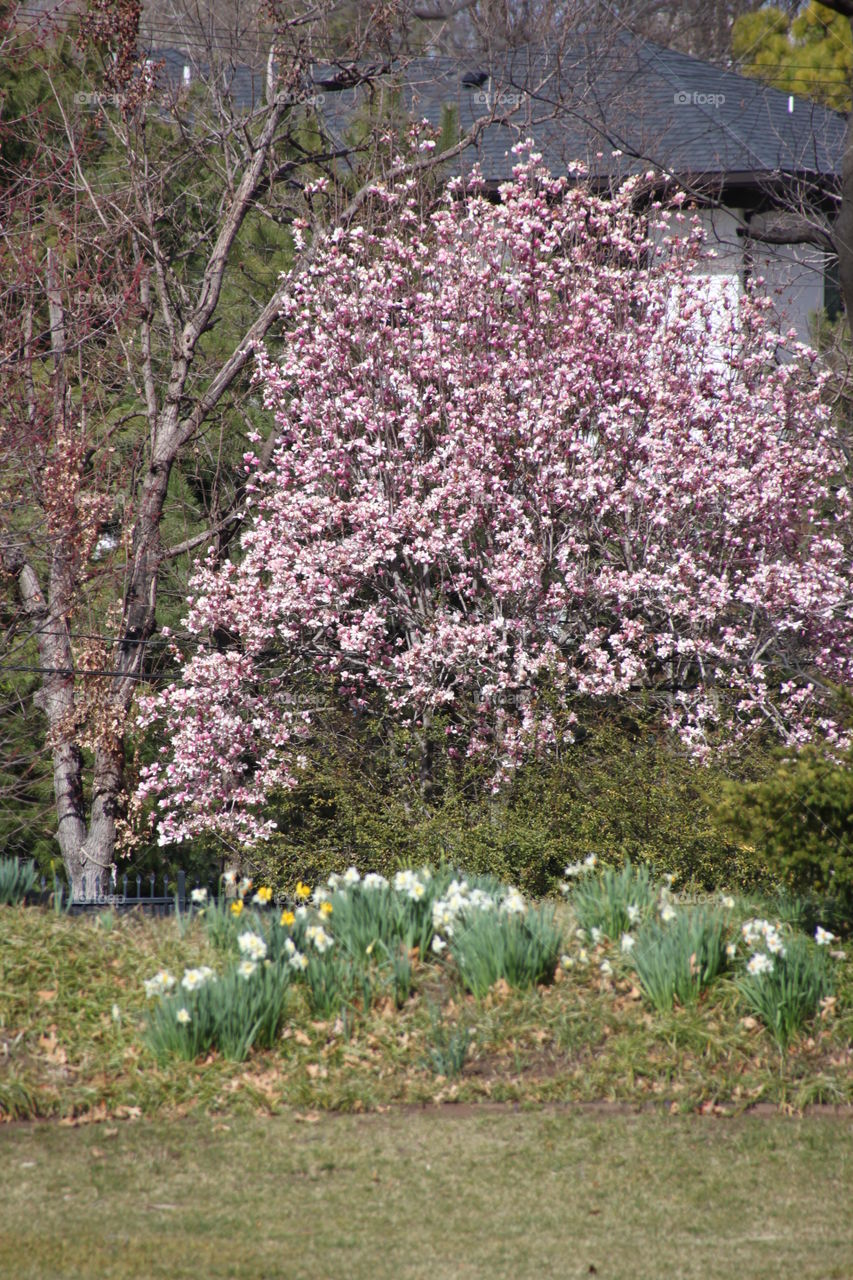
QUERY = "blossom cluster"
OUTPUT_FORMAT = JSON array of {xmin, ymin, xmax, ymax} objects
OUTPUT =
[
  {"xmin": 143, "ymin": 964, "xmax": 215, "ymax": 1003},
  {"xmin": 135, "ymin": 145, "xmax": 853, "ymax": 846},
  {"xmin": 431, "ymin": 878, "xmax": 526, "ymax": 950}
]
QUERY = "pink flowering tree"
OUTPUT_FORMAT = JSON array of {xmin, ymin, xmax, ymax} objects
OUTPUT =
[{"xmin": 137, "ymin": 147, "xmax": 853, "ymax": 847}]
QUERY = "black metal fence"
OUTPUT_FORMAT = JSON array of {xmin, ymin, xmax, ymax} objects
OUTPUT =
[{"xmin": 32, "ymin": 869, "xmax": 208, "ymax": 916}]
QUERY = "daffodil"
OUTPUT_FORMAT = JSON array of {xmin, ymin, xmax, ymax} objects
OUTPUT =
[
  {"xmin": 252, "ymin": 886, "xmax": 273, "ymax": 905},
  {"xmin": 181, "ymin": 967, "xmax": 212, "ymax": 992},
  {"xmin": 320, "ymin": 901, "xmax": 333, "ymax": 916},
  {"xmin": 295, "ymin": 881, "xmax": 311, "ymax": 899},
  {"xmin": 143, "ymin": 969, "xmax": 176, "ymax": 999},
  {"xmin": 230, "ymin": 899, "xmax": 244, "ymax": 916},
  {"xmin": 176, "ymin": 1008, "xmax": 191, "ymax": 1025},
  {"xmin": 280, "ymin": 909, "xmax": 296, "ymax": 928},
  {"xmin": 237, "ymin": 931, "xmax": 267, "ymax": 961}
]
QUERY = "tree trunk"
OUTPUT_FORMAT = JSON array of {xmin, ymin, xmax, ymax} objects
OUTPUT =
[{"xmin": 835, "ymin": 103, "xmax": 853, "ymax": 337}]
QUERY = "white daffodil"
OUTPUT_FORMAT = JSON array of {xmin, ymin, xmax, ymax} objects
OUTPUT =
[
  {"xmin": 181, "ymin": 967, "xmax": 212, "ymax": 992},
  {"xmin": 143, "ymin": 969, "xmax": 176, "ymax": 999},
  {"xmin": 815, "ymin": 926, "xmax": 836, "ymax": 947},
  {"xmin": 431, "ymin": 935, "xmax": 447, "ymax": 954},
  {"xmin": 620, "ymin": 933, "xmax": 635, "ymax": 953},
  {"xmin": 237, "ymin": 931, "xmax": 267, "ymax": 962},
  {"xmin": 176, "ymin": 1007, "xmax": 191, "ymax": 1025},
  {"xmin": 501, "ymin": 888, "xmax": 526, "ymax": 916},
  {"xmin": 306, "ymin": 925, "xmax": 334, "ymax": 953},
  {"xmin": 190, "ymin": 887, "xmax": 208, "ymax": 905},
  {"xmin": 747, "ymin": 952, "xmax": 774, "ymax": 977},
  {"xmin": 237, "ymin": 959, "xmax": 257, "ymax": 980}
]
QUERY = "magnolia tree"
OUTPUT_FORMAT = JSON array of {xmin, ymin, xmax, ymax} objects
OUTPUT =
[{"xmin": 137, "ymin": 147, "xmax": 853, "ymax": 847}]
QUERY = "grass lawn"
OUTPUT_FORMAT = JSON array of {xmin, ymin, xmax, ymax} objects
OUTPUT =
[{"xmin": 0, "ymin": 1107, "xmax": 851, "ymax": 1279}]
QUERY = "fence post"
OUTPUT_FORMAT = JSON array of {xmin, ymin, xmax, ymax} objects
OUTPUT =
[{"xmin": 177, "ymin": 869, "xmax": 186, "ymax": 914}]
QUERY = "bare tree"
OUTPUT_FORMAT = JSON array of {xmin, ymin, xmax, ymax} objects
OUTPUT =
[{"xmin": 0, "ymin": 0, "xmax": 568, "ymax": 894}]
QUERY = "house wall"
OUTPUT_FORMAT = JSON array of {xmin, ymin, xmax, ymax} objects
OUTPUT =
[{"xmin": 662, "ymin": 206, "xmax": 825, "ymax": 345}]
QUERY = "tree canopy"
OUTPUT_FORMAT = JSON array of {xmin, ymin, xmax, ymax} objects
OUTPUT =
[
  {"xmin": 732, "ymin": 2, "xmax": 853, "ymax": 111},
  {"xmin": 138, "ymin": 149, "xmax": 853, "ymax": 848}
]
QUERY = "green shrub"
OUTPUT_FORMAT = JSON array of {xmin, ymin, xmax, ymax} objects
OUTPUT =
[
  {"xmin": 717, "ymin": 747, "xmax": 853, "ymax": 907},
  {"xmin": 449, "ymin": 905, "xmax": 563, "ymax": 998},
  {"xmin": 630, "ymin": 910, "xmax": 730, "ymax": 1012},
  {"xmin": 736, "ymin": 934, "xmax": 833, "ymax": 1050},
  {"xmin": 247, "ymin": 711, "xmax": 773, "ymax": 897},
  {"xmin": 0, "ymin": 856, "xmax": 39, "ymax": 906}
]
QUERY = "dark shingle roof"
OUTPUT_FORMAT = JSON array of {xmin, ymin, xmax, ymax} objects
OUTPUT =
[
  {"xmin": 149, "ymin": 31, "xmax": 844, "ymax": 193},
  {"xmin": 316, "ymin": 32, "xmax": 844, "ymax": 192}
]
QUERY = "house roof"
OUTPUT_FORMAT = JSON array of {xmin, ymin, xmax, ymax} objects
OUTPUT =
[
  {"xmin": 149, "ymin": 31, "xmax": 845, "ymax": 195},
  {"xmin": 315, "ymin": 32, "xmax": 845, "ymax": 195}
]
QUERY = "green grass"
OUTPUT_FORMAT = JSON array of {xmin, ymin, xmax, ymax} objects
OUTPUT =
[{"xmin": 0, "ymin": 1108, "xmax": 851, "ymax": 1279}]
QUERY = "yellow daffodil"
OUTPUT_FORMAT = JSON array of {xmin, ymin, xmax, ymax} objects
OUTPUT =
[
  {"xmin": 295, "ymin": 881, "xmax": 311, "ymax": 899},
  {"xmin": 280, "ymin": 909, "xmax": 295, "ymax": 928},
  {"xmin": 319, "ymin": 901, "xmax": 333, "ymax": 916},
  {"xmin": 255, "ymin": 886, "xmax": 273, "ymax": 903},
  {"xmin": 230, "ymin": 899, "xmax": 244, "ymax": 916}
]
